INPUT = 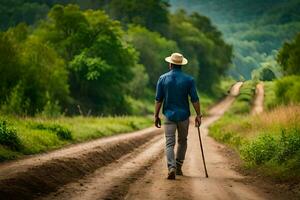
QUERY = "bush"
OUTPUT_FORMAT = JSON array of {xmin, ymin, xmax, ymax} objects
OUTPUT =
[
  {"xmin": 31, "ymin": 123, "xmax": 72, "ymax": 140},
  {"xmin": 0, "ymin": 120, "xmax": 22, "ymax": 150},
  {"xmin": 276, "ymin": 75, "xmax": 300, "ymax": 104},
  {"xmin": 241, "ymin": 134, "xmax": 278, "ymax": 165},
  {"xmin": 276, "ymin": 128, "xmax": 300, "ymax": 163},
  {"xmin": 240, "ymin": 128, "xmax": 300, "ymax": 169},
  {"xmin": 263, "ymin": 81, "xmax": 277, "ymax": 110}
]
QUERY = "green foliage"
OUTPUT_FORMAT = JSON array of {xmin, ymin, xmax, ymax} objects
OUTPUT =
[
  {"xmin": 31, "ymin": 123, "xmax": 72, "ymax": 140},
  {"xmin": 228, "ymin": 81, "xmax": 256, "ymax": 114},
  {"xmin": 0, "ymin": 145, "xmax": 20, "ymax": 161},
  {"xmin": 241, "ymin": 134, "xmax": 278, "ymax": 165},
  {"xmin": 277, "ymin": 128, "xmax": 300, "ymax": 163},
  {"xmin": 126, "ymin": 25, "xmax": 179, "ymax": 88},
  {"xmin": 209, "ymin": 105, "xmax": 300, "ymax": 181},
  {"xmin": 0, "ymin": 0, "xmax": 49, "ymax": 30},
  {"xmin": 108, "ymin": 0, "xmax": 169, "ymax": 33},
  {"xmin": 41, "ymin": 99, "xmax": 62, "ymax": 118},
  {"xmin": 127, "ymin": 64, "xmax": 149, "ymax": 98},
  {"xmin": 1, "ymin": 83, "xmax": 30, "ymax": 115},
  {"xmin": 0, "ymin": 120, "xmax": 22, "ymax": 150},
  {"xmin": 259, "ymin": 67, "xmax": 276, "ymax": 81},
  {"xmin": 0, "ymin": 2, "xmax": 231, "ymax": 116},
  {"xmin": 168, "ymin": 10, "xmax": 232, "ymax": 93},
  {"xmin": 125, "ymin": 96, "xmax": 153, "ymax": 116},
  {"xmin": 0, "ymin": 30, "xmax": 23, "ymax": 103},
  {"xmin": 39, "ymin": 5, "xmax": 140, "ymax": 114},
  {"xmin": 239, "ymin": 128, "xmax": 300, "ymax": 181},
  {"xmin": 263, "ymin": 81, "xmax": 277, "ymax": 110},
  {"xmin": 209, "ymin": 114, "xmax": 245, "ymax": 149},
  {"xmin": 277, "ymin": 33, "xmax": 300, "ymax": 75},
  {"xmin": 275, "ymin": 75, "xmax": 300, "ymax": 104},
  {"xmin": 0, "ymin": 23, "xmax": 69, "ymax": 115},
  {"xmin": 214, "ymin": 77, "xmax": 236, "ymax": 97},
  {"xmin": 0, "ymin": 115, "xmax": 152, "ymax": 161}
]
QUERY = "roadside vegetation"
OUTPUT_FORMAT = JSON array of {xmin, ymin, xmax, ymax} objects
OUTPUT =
[
  {"xmin": 263, "ymin": 81, "xmax": 277, "ymax": 110},
  {"xmin": 0, "ymin": 116, "xmax": 152, "ymax": 161},
  {"xmin": 210, "ymin": 105, "xmax": 300, "ymax": 182},
  {"xmin": 210, "ymin": 32, "xmax": 300, "ymax": 183}
]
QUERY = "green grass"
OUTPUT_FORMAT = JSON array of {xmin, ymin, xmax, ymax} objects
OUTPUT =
[
  {"xmin": 227, "ymin": 80, "xmax": 256, "ymax": 115},
  {"xmin": 215, "ymin": 77, "xmax": 237, "ymax": 98},
  {"xmin": 0, "ymin": 81, "xmax": 235, "ymax": 162},
  {"xmin": 209, "ymin": 105, "xmax": 300, "ymax": 182},
  {"xmin": 0, "ymin": 115, "xmax": 152, "ymax": 161},
  {"xmin": 198, "ymin": 93, "xmax": 217, "ymax": 115},
  {"xmin": 263, "ymin": 81, "xmax": 277, "ymax": 110},
  {"xmin": 197, "ymin": 78, "xmax": 237, "ymax": 116}
]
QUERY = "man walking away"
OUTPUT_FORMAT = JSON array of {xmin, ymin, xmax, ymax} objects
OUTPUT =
[{"xmin": 154, "ymin": 52, "xmax": 202, "ymax": 180}]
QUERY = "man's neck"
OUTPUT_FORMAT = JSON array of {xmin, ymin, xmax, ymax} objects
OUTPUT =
[{"xmin": 171, "ymin": 67, "xmax": 182, "ymax": 71}]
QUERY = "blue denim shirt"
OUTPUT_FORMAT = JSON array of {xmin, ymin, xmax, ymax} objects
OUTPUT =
[{"xmin": 155, "ymin": 68, "xmax": 199, "ymax": 122}]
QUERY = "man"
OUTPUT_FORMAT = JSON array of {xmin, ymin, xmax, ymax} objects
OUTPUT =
[{"xmin": 154, "ymin": 52, "xmax": 202, "ymax": 180}]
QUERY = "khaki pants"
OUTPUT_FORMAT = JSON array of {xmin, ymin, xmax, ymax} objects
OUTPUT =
[{"xmin": 164, "ymin": 118, "xmax": 189, "ymax": 170}]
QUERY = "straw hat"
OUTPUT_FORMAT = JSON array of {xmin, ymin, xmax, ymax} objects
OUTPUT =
[{"xmin": 165, "ymin": 53, "xmax": 188, "ymax": 65}]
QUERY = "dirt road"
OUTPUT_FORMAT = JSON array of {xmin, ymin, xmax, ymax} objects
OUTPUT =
[
  {"xmin": 251, "ymin": 82, "xmax": 264, "ymax": 115},
  {"xmin": 0, "ymin": 82, "xmax": 292, "ymax": 200}
]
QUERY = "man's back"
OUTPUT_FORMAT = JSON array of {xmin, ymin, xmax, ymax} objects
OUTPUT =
[{"xmin": 155, "ymin": 68, "xmax": 199, "ymax": 122}]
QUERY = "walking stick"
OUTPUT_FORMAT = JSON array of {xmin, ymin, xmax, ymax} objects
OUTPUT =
[{"xmin": 197, "ymin": 126, "xmax": 209, "ymax": 178}]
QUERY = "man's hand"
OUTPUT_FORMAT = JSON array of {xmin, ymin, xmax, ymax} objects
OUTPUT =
[
  {"xmin": 155, "ymin": 116, "xmax": 161, "ymax": 128},
  {"xmin": 195, "ymin": 115, "xmax": 202, "ymax": 127}
]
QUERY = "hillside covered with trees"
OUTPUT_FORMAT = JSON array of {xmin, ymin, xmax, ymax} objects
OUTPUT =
[{"xmin": 171, "ymin": 0, "xmax": 300, "ymax": 79}]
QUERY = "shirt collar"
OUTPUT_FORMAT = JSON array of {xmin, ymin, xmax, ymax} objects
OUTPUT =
[{"xmin": 171, "ymin": 68, "xmax": 182, "ymax": 72}]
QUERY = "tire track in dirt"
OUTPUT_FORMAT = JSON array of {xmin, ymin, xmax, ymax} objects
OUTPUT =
[
  {"xmin": 40, "ymin": 134, "xmax": 165, "ymax": 200},
  {"xmin": 251, "ymin": 82, "xmax": 264, "ymax": 115},
  {"xmin": 41, "ymin": 82, "xmax": 243, "ymax": 200},
  {"xmin": 0, "ymin": 127, "xmax": 163, "ymax": 199}
]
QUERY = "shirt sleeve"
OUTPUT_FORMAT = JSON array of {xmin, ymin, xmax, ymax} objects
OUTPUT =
[
  {"xmin": 189, "ymin": 78, "xmax": 199, "ymax": 103},
  {"xmin": 155, "ymin": 77, "xmax": 164, "ymax": 102}
]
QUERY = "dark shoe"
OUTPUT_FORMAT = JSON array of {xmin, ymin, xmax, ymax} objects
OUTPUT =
[
  {"xmin": 176, "ymin": 165, "xmax": 183, "ymax": 176},
  {"xmin": 167, "ymin": 168, "xmax": 176, "ymax": 180}
]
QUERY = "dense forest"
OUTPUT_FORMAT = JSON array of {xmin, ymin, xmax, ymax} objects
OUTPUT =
[
  {"xmin": 171, "ymin": 0, "xmax": 300, "ymax": 79},
  {"xmin": 0, "ymin": 0, "xmax": 232, "ymax": 116}
]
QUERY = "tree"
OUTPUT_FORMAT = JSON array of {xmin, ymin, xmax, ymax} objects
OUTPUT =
[
  {"xmin": 35, "ymin": 6, "xmax": 141, "ymax": 114},
  {"xmin": 168, "ymin": 10, "xmax": 232, "ymax": 93},
  {"xmin": 0, "ymin": 24, "xmax": 69, "ymax": 115},
  {"xmin": 21, "ymin": 36, "xmax": 69, "ymax": 114},
  {"xmin": 277, "ymin": 33, "xmax": 300, "ymax": 75},
  {"xmin": 126, "ymin": 25, "xmax": 179, "ymax": 88},
  {"xmin": 108, "ymin": 0, "xmax": 169, "ymax": 33},
  {"xmin": 0, "ymin": 0, "xmax": 49, "ymax": 30},
  {"xmin": 0, "ymin": 32, "xmax": 22, "ymax": 103}
]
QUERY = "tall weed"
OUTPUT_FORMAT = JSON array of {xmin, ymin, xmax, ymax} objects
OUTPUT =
[
  {"xmin": 1, "ymin": 83, "xmax": 29, "ymax": 115},
  {"xmin": 0, "ymin": 120, "xmax": 22, "ymax": 150}
]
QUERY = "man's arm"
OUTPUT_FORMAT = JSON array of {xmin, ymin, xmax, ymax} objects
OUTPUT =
[
  {"xmin": 154, "ymin": 101, "xmax": 162, "ymax": 128},
  {"xmin": 192, "ymin": 101, "xmax": 202, "ymax": 127},
  {"xmin": 189, "ymin": 78, "xmax": 202, "ymax": 127},
  {"xmin": 155, "ymin": 101, "xmax": 162, "ymax": 118}
]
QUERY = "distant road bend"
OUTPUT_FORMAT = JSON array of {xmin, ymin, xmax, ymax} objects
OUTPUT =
[{"xmin": 0, "ymin": 82, "xmax": 291, "ymax": 200}]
